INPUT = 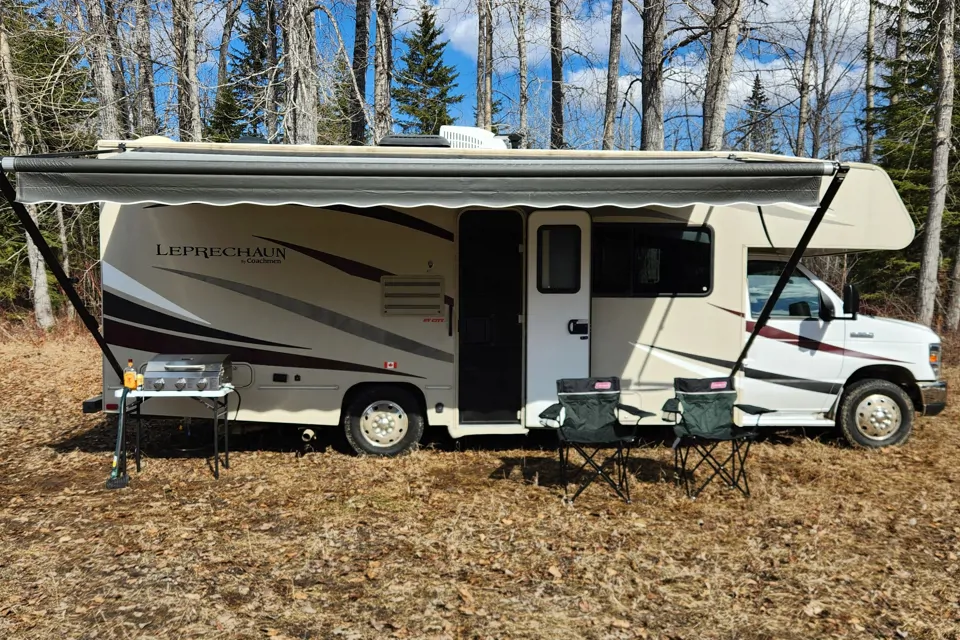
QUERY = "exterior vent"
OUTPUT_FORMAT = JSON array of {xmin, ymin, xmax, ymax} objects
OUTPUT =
[
  {"xmin": 377, "ymin": 134, "xmax": 451, "ymax": 148},
  {"xmin": 381, "ymin": 275, "xmax": 445, "ymax": 316},
  {"xmin": 438, "ymin": 126, "xmax": 510, "ymax": 149}
]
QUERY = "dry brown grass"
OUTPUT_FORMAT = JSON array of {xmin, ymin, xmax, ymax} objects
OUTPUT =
[{"xmin": 1, "ymin": 333, "xmax": 959, "ymax": 639}]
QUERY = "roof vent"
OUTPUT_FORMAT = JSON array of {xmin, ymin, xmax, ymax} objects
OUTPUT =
[
  {"xmin": 377, "ymin": 134, "xmax": 451, "ymax": 148},
  {"xmin": 439, "ymin": 126, "xmax": 510, "ymax": 149}
]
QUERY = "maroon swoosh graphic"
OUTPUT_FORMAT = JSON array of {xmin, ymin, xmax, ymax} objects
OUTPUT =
[{"xmin": 710, "ymin": 304, "xmax": 905, "ymax": 363}]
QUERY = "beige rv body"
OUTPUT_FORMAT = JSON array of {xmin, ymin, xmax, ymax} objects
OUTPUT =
[{"xmin": 97, "ymin": 140, "xmax": 914, "ymax": 438}]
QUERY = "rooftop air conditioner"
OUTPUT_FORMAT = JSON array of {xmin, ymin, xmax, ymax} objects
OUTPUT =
[{"xmin": 438, "ymin": 126, "xmax": 510, "ymax": 150}]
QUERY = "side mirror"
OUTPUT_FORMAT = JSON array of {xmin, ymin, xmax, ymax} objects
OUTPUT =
[
  {"xmin": 819, "ymin": 294, "xmax": 836, "ymax": 321},
  {"xmin": 788, "ymin": 301, "xmax": 812, "ymax": 317},
  {"xmin": 843, "ymin": 283, "xmax": 860, "ymax": 319}
]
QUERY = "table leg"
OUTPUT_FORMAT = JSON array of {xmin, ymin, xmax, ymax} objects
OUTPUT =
[
  {"xmin": 135, "ymin": 400, "xmax": 142, "ymax": 473},
  {"xmin": 224, "ymin": 396, "xmax": 230, "ymax": 469},
  {"xmin": 213, "ymin": 402, "xmax": 220, "ymax": 479}
]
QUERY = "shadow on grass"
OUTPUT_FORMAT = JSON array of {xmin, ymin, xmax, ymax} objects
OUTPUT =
[{"xmin": 488, "ymin": 452, "xmax": 675, "ymax": 489}]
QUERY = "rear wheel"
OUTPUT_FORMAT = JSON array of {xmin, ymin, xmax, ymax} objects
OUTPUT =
[
  {"xmin": 837, "ymin": 378, "xmax": 914, "ymax": 448},
  {"xmin": 343, "ymin": 386, "xmax": 424, "ymax": 456}
]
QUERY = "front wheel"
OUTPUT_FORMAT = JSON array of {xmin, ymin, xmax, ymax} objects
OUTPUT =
[
  {"xmin": 343, "ymin": 386, "xmax": 424, "ymax": 456},
  {"xmin": 837, "ymin": 379, "xmax": 914, "ymax": 448}
]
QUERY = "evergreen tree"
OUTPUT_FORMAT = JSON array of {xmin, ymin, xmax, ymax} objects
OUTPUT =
[
  {"xmin": 393, "ymin": 3, "xmax": 463, "ymax": 134},
  {"xmin": 733, "ymin": 75, "xmax": 776, "ymax": 153},
  {"xmin": 317, "ymin": 56, "xmax": 354, "ymax": 145},
  {"xmin": 205, "ymin": 86, "xmax": 245, "ymax": 142},
  {"xmin": 231, "ymin": 0, "xmax": 282, "ymax": 138},
  {"xmin": 856, "ymin": 0, "xmax": 960, "ymax": 308}
]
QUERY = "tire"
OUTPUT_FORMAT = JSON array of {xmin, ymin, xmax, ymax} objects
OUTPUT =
[
  {"xmin": 837, "ymin": 378, "xmax": 914, "ymax": 448},
  {"xmin": 343, "ymin": 386, "xmax": 425, "ymax": 456}
]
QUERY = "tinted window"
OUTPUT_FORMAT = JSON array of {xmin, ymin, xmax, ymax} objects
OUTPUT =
[
  {"xmin": 537, "ymin": 226, "xmax": 581, "ymax": 293},
  {"xmin": 747, "ymin": 260, "xmax": 820, "ymax": 317},
  {"xmin": 592, "ymin": 224, "xmax": 712, "ymax": 297}
]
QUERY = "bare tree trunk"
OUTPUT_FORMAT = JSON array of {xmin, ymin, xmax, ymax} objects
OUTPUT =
[
  {"xmin": 0, "ymin": 17, "xmax": 55, "ymax": 330},
  {"xmin": 796, "ymin": 0, "xmax": 819, "ymax": 156},
  {"xmin": 919, "ymin": 0, "xmax": 955, "ymax": 327},
  {"xmin": 218, "ymin": 0, "xmax": 242, "ymax": 93},
  {"xmin": 76, "ymin": 0, "xmax": 121, "ymax": 140},
  {"xmin": 864, "ymin": 0, "xmax": 875, "ymax": 163},
  {"xmin": 549, "ymin": 0, "xmax": 564, "ymax": 148},
  {"xmin": 284, "ymin": 0, "xmax": 319, "ymax": 145},
  {"xmin": 134, "ymin": 0, "xmax": 157, "ymax": 135},
  {"xmin": 350, "ymin": 0, "xmax": 370, "ymax": 144},
  {"xmin": 514, "ymin": 0, "xmax": 528, "ymax": 146},
  {"xmin": 173, "ymin": 0, "xmax": 202, "ymax": 141},
  {"xmin": 483, "ymin": 0, "xmax": 493, "ymax": 130},
  {"xmin": 266, "ymin": 0, "xmax": 279, "ymax": 142},
  {"xmin": 601, "ymin": 0, "xmax": 623, "ymax": 149},
  {"xmin": 373, "ymin": 0, "xmax": 393, "ymax": 142},
  {"xmin": 476, "ymin": 0, "xmax": 485, "ymax": 127},
  {"xmin": 103, "ymin": 0, "xmax": 135, "ymax": 138},
  {"xmin": 701, "ymin": 0, "xmax": 741, "ymax": 150},
  {"xmin": 891, "ymin": 0, "xmax": 906, "ymax": 106},
  {"xmin": 640, "ymin": 0, "xmax": 664, "ymax": 150},
  {"xmin": 55, "ymin": 204, "xmax": 75, "ymax": 320}
]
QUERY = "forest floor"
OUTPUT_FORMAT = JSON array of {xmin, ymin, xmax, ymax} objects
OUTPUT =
[{"xmin": 0, "ymin": 331, "xmax": 958, "ymax": 639}]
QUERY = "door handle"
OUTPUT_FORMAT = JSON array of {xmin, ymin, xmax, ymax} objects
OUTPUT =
[{"xmin": 567, "ymin": 319, "xmax": 589, "ymax": 336}]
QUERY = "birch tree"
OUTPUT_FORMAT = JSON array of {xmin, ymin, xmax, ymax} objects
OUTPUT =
[
  {"xmin": 701, "ymin": 0, "xmax": 742, "ymax": 150},
  {"xmin": 918, "ymin": 0, "xmax": 954, "ymax": 326},
  {"xmin": 509, "ymin": 0, "xmax": 528, "ymax": 146},
  {"xmin": 796, "ymin": 0, "xmax": 820, "ymax": 155},
  {"xmin": 0, "ymin": 12, "xmax": 55, "ymax": 329},
  {"xmin": 373, "ymin": 0, "xmax": 393, "ymax": 142},
  {"xmin": 173, "ymin": 0, "xmax": 201, "ymax": 141},
  {"xmin": 601, "ymin": 0, "xmax": 623, "ymax": 149},
  {"xmin": 134, "ymin": 0, "xmax": 157, "ymax": 135},
  {"xmin": 350, "ymin": 0, "xmax": 370, "ymax": 144},
  {"xmin": 863, "ymin": 0, "xmax": 875, "ymax": 163}
]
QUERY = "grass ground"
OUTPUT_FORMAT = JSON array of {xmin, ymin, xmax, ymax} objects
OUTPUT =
[{"xmin": 0, "ymin": 332, "xmax": 958, "ymax": 639}]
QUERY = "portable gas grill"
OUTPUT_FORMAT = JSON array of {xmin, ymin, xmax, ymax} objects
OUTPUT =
[{"xmin": 108, "ymin": 354, "xmax": 236, "ymax": 489}]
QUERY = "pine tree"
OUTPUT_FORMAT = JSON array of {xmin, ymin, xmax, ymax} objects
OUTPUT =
[
  {"xmin": 231, "ymin": 0, "xmax": 282, "ymax": 138},
  {"xmin": 205, "ymin": 86, "xmax": 245, "ymax": 142},
  {"xmin": 733, "ymin": 75, "xmax": 776, "ymax": 153},
  {"xmin": 393, "ymin": 3, "xmax": 463, "ymax": 134},
  {"xmin": 317, "ymin": 56, "xmax": 354, "ymax": 145}
]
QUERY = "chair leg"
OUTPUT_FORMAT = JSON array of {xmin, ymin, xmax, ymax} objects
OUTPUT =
[{"xmin": 567, "ymin": 443, "xmax": 631, "ymax": 504}]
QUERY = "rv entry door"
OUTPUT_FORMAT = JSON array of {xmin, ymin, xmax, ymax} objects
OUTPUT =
[{"xmin": 525, "ymin": 211, "xmax": 591, "ymax": 426}]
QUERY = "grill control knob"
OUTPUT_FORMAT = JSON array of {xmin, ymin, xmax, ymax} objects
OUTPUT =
[
  {"xmin": 152, "ymin": 378, "xmax": 165, "ymax": 391},
  {"xmin": 196, "ymin": 378, "xmax": 208, "ymax": 391},
  {"xmin": 175, "ymin": 377, "xmax": 187, "ymax": 391}
]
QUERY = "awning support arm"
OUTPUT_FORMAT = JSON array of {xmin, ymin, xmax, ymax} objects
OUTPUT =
[
  {"xmin": 0, "ymin": 170, "xmax": 124, "ymax": 380},
  {"xmin": 730, "ymin": 164, "xmax": 849, "ymax": 377}
]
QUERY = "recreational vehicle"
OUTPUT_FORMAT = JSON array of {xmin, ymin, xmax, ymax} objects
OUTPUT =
[{"xmin": 1, "ymin": 127, "xmax": 946, "ymax": 455}]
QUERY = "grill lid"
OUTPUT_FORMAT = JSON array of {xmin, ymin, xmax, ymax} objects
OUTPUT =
[{"xmin": 144, "ymin": 354, "xmax": 231, "ymax": 373}]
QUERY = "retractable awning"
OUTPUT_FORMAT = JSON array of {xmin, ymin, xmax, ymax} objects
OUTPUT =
[
  {"xmin": 0, "ymin": 142, "xmax": 848, "ymax": 386},
  {"xmin": 1, "ymin": 147, "xmax": 836, "ymax": 210}
]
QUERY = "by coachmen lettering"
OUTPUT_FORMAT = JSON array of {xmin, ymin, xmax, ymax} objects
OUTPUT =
[{"xmin": 156, "ymin": 244, "xmax": 286, "ymax": 261}]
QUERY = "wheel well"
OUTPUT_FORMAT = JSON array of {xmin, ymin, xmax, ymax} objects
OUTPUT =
[
  {"xmin": 845, "ymin": 365, "xmax": 922, "ymax": 412},
  {"xmin": 340, "ymin": 382, "xmax": 428, "ymax": 424}
]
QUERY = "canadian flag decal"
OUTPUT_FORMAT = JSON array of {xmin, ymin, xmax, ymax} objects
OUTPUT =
[{"xmin": 384, "ymin": 361, "xmax": 398, "ymax": 369}]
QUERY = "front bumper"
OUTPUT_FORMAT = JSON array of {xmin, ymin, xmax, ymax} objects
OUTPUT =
[{"xmin": 919, "ymin": 381, "xmax": 947, "ymax": 416}]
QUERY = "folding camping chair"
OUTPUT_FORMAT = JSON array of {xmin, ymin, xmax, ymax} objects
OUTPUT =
[
  {"xmin": 539, "ymin": 377, "xmax": 654, "ymax": 503},
  {"xmin": 662, "ymin": 377, "xmax": 774, "ymax": 498}
]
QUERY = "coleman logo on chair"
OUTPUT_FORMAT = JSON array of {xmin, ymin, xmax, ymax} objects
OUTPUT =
[
  {"xmin": 594, "ymin": 381, "xmax": 612, "ymax": 390},
  {"xmin": 710, "ymin": 381, "xmax": 728, "ymax": 390}
]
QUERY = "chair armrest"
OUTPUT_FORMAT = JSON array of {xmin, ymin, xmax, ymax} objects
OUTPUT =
[
  {"xmin": 539, "ymin": 403, "xmax": 562, "ymax": 420},
  {"xmin": 662, "ymin": 398, "xmax": 680, "ymax": 413},
  {"xmin": 734, "ymin": 404, "xmax": 775, "ymax": 415},
  {"xmin": 617, "ymin": 403, "xmax": 655, "ymax": 419}
]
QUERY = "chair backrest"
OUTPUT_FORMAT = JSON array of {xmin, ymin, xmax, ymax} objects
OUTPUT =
[
  {"xmin": 557, "ymin": 377, "xmax": 623, "ymax": 443},
  {"xmin": 674, "ymin": 377, "xmax": 737, "ymax": 439}
]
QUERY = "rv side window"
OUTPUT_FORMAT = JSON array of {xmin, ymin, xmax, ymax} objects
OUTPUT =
[
  {"xmin": 747, "ymin": 260, "xmax": 820, "ymax": 318},
  {"xmin": 592, "ymin": 224, "xmax": 712, "ymax": 297},
  {"xmin": 537, "ymin": 226, "xmax": 581, "ymax": 293}
]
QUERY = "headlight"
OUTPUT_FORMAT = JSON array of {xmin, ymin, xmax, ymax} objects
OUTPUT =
[{"xmin": 929, "ymin": 344, "xmax": 941, "ymax": 378}]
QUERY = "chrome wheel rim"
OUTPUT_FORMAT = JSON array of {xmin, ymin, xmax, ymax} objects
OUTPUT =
[
  {"xmin": 359, "ymin": 401, "xmax": 408, "ymax": 448},
  {"xmin": 855, "ymin": 393, "xmax": 902, "ymax": 440}
]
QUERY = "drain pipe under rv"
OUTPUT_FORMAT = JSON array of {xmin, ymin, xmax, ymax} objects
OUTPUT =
[
  {"xmin": 0, "ymin": 168, "xmax": 125, "ymax": 380},
  {"xmin": 730, "ymin": 163, "xmax": 850, "ymax": 376}
]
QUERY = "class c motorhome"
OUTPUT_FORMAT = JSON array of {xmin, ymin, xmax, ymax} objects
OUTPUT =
[{"xmin": 1, "ymin": 126, "xmax": 946, "ymax": 454}]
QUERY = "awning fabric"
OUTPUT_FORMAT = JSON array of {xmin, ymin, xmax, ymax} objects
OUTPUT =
[{"xmin": 2, "ymin": 148, "xmax": 836, "ymax": 210}]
